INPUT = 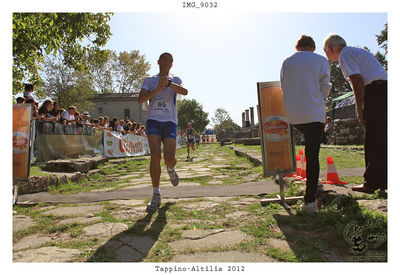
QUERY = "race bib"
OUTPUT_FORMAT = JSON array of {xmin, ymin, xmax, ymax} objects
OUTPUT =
[{"xmin": 151, "ymin": 97, "xmax": 172, "ymax": 115}]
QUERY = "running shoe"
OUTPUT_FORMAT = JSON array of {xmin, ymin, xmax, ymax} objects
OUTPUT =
[
  {"xmin": 301, "ymin": 202, "xmax": 318, "ymax": 214},
  {"xmin": 167, "ymin": 168, "xmax": 179, "ymax": 186},
  {"xmin": 146, "ymin": 194, "xmax": 161, "ymax": 212}
]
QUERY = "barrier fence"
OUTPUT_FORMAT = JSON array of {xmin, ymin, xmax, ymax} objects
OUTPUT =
[
  {"xmin": 30, "ymin": 122, "xmax": 208, "ymax": 163},
  {"xmin": 33, "ymin": 121, "xmax": 150, "ymax": 162}
]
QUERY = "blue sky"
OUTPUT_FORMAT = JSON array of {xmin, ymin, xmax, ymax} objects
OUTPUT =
[{"xmin": 105, "ymin": 12, "xmax": 387, "ymax": 127}]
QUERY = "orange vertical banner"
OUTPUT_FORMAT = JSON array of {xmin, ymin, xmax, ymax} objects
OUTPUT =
[
  {"xmin": 13, "ymin": 104, "xmax": 32, "ymax": 181},
  {"xmin": 257, "ymin": 81, "xmax": 296, "ymax": 176}
]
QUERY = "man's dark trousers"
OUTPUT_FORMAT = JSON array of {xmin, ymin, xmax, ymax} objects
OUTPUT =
[
  {"xmin": 363, "ymin": 80, "xmax": 387, "ymax": 191},
  {"xmin": 294, "ymin": 122, "xmax": 324, "ymax": 203}
]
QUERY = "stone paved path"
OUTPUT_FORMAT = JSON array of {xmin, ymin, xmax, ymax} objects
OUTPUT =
[{"xmin": 12, "ymin": 144, "xmax": 386, "ymax": 263}]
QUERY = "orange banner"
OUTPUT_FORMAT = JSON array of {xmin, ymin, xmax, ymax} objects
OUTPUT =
[
  {"xmin": 257, "ymin": 82, "xmax": 295, "ymax": 176},
  {"xmin": 13, "ymin": 104, "xmax": 32, "ymax": 181}
]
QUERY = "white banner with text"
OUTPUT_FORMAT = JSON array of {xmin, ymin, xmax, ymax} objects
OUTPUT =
[{"xmin": 103, "ymin": 130, "xmax": 150, "ymax": 158}]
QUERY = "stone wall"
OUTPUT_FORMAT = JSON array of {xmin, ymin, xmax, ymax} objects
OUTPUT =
[
  {"xmin": 326, "ymin": 105, "xmax": 357, "ymax": 120},
  {"xmin": 229, "ymin": 117, "xmax": 364, "ymax": 145},
  {"xmin": 331, "ymin": 118, "xmax": 364, "ymax": 145},
  {"xmin": 18, "ymin": 156, "xmax": 109, "ymax": 195},
  {"xmin": 231, "ymin": 127, "xmax": 260, "ymax": 139},
  {"xmin": 292, "ymin": 118, "xmax": 364, "ymax": 145}
]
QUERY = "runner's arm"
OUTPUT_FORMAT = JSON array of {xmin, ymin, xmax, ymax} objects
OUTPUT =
[
  {"xmin": 348, "ymin": 74, "xmax": 366, "ymax": 127},
  {"xmin": 169, "ymin": 82, "xmax": 188, "ymax": 95},
  {"xmin": 138, "ymin": 87, "xmax": 162, "ymax": 104},
  {"xmin": 138, "ymin": 77, "xmax": 169, "ymax": 104}
]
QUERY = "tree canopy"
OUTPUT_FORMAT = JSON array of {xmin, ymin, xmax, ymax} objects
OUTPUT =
[
  {"xmin": 212, "ymin": 108, "xmax": 241, "ymax": 140},
  {"xmin": 177, "ymin": 99, "xmax": 210, "ymax": 133},
  {"xmin": 91, "ymin": 50, "xmax": 150, "ymax": 94},
  {"xmin": 13, "ymin": 12, "xmax": 113, "ymax": 94},
  {"xmin": 375, "ymin": 23, "xmax": 387, "ymax": 70},
  {"xmin": 41, "ymin": 53, "xmax": 96, "ymax": 110}
]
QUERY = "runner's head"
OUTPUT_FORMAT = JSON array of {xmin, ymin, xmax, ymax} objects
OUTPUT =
[{"xmin": 158, "ymin": 52, "xmax": 173, "ymax": 73}]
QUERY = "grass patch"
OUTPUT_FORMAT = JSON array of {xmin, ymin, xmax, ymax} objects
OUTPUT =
[
  {"xmin": 232, "ymin": 145, "xmax": 364, "ymax": 171},
  {"xmin": 272, "ymin": 195, "xmax": 387, "ymax": 261},
  {"xmin": 30, "ymin": 164, "xmax": 49, "ymax": 176},
  {"xmin": 180, "ymin": 176, "xmax": 213, "ymax": 185},
  {"xmin": 341, "ymin": 176, "xmax": 364, "ymax": 185},
  {"xmin": 146, "ymin": 243, "xmax": 174, "ymax": 262},
  {"xmin": 267, "ymin": 246, "xmax": 299, "ymax": 262}
]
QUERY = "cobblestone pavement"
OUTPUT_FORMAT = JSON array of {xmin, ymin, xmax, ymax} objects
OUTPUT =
[{"xmin": 13, "ymin": 144, "xmax": 387, "ymax": 263}]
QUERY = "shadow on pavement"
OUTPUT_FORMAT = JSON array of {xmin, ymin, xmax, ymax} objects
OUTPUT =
[
  {"xmin": 272, "ymin": 200, "xmax": 387, "ymax": 262},
  {"xmin": 87, "ymin": 202, "xmax": 174, "ymax": 262}
]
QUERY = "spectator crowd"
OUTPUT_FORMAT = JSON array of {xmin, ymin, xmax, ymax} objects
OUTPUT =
[{"xmin": 15, "ymin": 84, "xmax": 147, "ymax": 137}]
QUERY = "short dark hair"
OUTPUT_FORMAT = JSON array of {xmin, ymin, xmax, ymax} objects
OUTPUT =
[
  {"xmin": 25, "ymin": 98, "xmax": 35, "ymax": 104},
  {"xmin": 16, "ymin": 97, "xmax": 25, "ymax": 103},
  {"xmin": 159, "ymin": 52, "xmax": 173, "ymax": 60},
  {"xmin": 295, "ymin": 35, "xmax": 316, "ymax": 50},
  {"xmin": 25, "ymin": 83, "xmax": 33, "ymax": 92}
]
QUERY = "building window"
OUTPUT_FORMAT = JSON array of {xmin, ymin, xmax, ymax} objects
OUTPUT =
[
  {"xmin": 124, "ymin": 109, "xmax": 130, "ymax": 119},
  {"xmin": 98, "ymin": 107, "xmax": 103, "ymax": 114}
]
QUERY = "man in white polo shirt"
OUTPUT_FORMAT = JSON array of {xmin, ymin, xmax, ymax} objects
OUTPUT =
[
  {"xmin": 61, "ymin": 106, "xmax": 77, "ymax": 125},
  {"xmin": 324, "ymin": 34, "xmax": 387, "ymax": 194},
  {"xmin": 281, "ymin": 35, "xmax": 332, "ymax": 214},
  {"xmin": 138, "ymin": 52, "xmax": 188, "ymax": 212}
]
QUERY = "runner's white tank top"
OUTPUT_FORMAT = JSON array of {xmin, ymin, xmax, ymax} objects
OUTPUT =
[{"xmin": 141, "ymin": 75, "xmax": 182, "ymax": 125}]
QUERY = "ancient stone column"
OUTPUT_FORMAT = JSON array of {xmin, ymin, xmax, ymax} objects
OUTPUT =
[
  {"xmin": 250, "ymin": 107, "xmax": 255, "ymax": 137},
  {"xmin": 250, "ymin": 107, "xmax": 255, "ymax": 126},
  {"xmin": 242, "ymin": 112, "xmax": 246, "ymax": 128},
  {"xmin": 245, "ymin": 109, "xmax": 250, "ymax": 128}
]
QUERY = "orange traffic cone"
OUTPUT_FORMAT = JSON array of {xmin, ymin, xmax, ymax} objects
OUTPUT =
[
  {"xmin": 298, "ymin": 149, "xmax": 304, "ymax": 163},
  {"xmin": 299, "ymin": 156, "xmax": 307, "ymax": 182},
  {"xmin": 284, "ymin": 153, "xmax": 302, "ymax": 178},
  {"xmin": 322, "ymin": 156, "xmax": 347, "ymax": 184},
  {"xmin": 296, "ymin": 154, "xmax": 302, "ymax": 176},
  {"xmin": 294, "ymin": 150, "xmax": 303, "ymax": 180}
]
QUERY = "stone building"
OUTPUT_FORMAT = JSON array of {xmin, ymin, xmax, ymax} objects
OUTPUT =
[{"xmin": 89, "ymin": 93, "xmax": 148, "ymax": 125}]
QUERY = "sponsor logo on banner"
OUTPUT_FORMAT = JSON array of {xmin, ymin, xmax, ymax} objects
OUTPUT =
[
  {"xmin": 13, "ymin": 132, "xmax": 29, "ymax": 154},
  {"xmin": 119, "ymin": 137, "xmax": 144, "ymax": 154},
  {"xmin": 263, "ymin": 115, "xmax": 289, "ymax": 142},
  {"xmin": 103, "ymin": 130, "xmax": 149, "ymax": 157}
]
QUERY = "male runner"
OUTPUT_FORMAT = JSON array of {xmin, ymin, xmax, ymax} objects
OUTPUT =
[
  {"xmin": 185, "ymin": 122, "xmax": 197, "ymax": 160},
  {"xmin": 138, "ymin": 52, "xmax": 188, "ymax": 212}
]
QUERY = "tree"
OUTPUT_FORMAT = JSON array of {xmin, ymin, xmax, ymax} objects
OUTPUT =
[
  {"xmin": 326, "ymin": 61, "xmax": 352, "ymax": 108},
  {"xmin": 90, "ymin": 50, "xmax": 150, "ymax": 94},
  {"xmin": 212, "ymin": 108, "xmax": 241, "ymax": 140},
  {"xmin": 375, "ymin": 23, "xmax": 387, "ymax": 70},
  {"xmin": 177, "ymin": 99, "xmax": 210, "ymax": 132},
  {"xmin": 41, "ymin": 53, "xmax": 96, "ymax": 110},
  {"xmin": 12, "ymin": 12, "xmax": 113, "ymax": 94}
]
